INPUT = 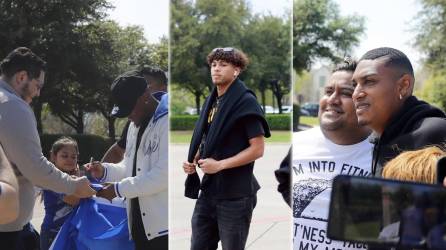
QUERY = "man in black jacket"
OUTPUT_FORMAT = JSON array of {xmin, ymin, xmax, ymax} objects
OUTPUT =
[
  {"xmin": 352, "ymin": 47, "xmax": 446, "ymax": 177},
  {"xmin": 183, "ymin": 47, "xmax": 270, "ymax": 250}
]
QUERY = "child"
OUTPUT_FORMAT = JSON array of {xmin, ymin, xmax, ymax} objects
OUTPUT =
[{"xmin": 40, "ymin": 137, "xmax": 81, "ymax": 250}]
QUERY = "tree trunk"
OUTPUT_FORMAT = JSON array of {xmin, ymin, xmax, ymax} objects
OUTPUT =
[
  {"xmin": 277, "ymin": 94, "xmax": 283, "ymax": 114},
  {"xmin": 107, "ymin": 116, "xmax": 116, "ymax": 139},
  {"xmin": 261, "ymin": 89, "xmax": 266, "ymax": 113},
  {"xmin": 195, "ymin": 92, "xmax": 201, "ymax": 115},
  {"xmin": 75, "ymin": 111, "xmax": 84, "ymax": 134},
  {"xmin": 33, "ymin": 100, "xmax": 43, "ymax": 135},
  {"xmin": 270, "ymin": 79, "xmax": 284, "ymax": 114}
]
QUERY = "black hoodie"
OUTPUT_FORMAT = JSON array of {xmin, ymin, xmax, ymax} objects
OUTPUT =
[
  {"xmin": 184, "ymin": 79, "xmax": 271, "ymax": 199},
  {"xmin": 371, "ymin": 96, "xmax": 446, "ymax": 176}
]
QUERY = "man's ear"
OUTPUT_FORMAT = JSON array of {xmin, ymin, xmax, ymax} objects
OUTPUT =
[
  {"xmin": 234, "ymin": 67, "xmax": 241, "ymax": 78},
  {"xmin": 15, "ymin": 70, "xmax": 28, "ymax": 85},
  {"xmin": 50, "ymin": 151, "xmax": 56, "ymax": 163},
  {"xmin": 397, "ymin": 74, "xmax": 413, "ymax": 98}
]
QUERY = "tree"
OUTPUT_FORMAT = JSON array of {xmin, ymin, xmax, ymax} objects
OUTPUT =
[
  {"xmin": 414, "ymin": 0, "xmax": 446, "ymax": 71},
  {"xmin": 41, "ymin": 21, "xmax": 148, "ymax": 135},
  {"xmin": 414, "ymin": 0, "xmax": 446, "ymax": 111},
  {"xmin": 293, "ymin": 0, "xmax": 365, "ymax": 74},
  {"xmin": 171, "ymin": 0, "xmax": 250, "ymax": 114},
  {"xmin": 0, "ymin": 0, "xmax": 111, "ymax": 133},
  {"xmin": 244, "ymin": 14, "xmax": 291, "ymax": 113}
]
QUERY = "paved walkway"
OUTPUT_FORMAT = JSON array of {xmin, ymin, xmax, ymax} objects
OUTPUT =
[{"xmin": 170, "ymin": 143, "xmax": 292, "ymax": 249}]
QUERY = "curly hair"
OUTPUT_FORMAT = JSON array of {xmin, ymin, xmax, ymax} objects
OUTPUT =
[
  {"xmin": 207, "ymin": 47, "xmax": 249, "ymax": 71},
  {"xmin": 332, "ymin": 56, "xmax": 357, "ymax": 73}
]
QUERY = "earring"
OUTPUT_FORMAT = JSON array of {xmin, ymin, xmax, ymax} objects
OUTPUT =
[{"xmin": 399, "ymin": 94, "xmax": 403, "ymax": 100}]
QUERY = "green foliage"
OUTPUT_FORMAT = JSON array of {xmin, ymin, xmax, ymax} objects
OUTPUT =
[
  {"xmin": 171, "ymin": 0, "xmax": 291, "ymax": 112},
  {"xmin": 0, "ymin": 0, "xmax": 112, "ymax": 133},
  {"xmin": 171, "ymin": 0, "xmax": 251, "ymax": 113},
  {"xmin": 414, "ymin": 0, "xmax": 446, "ymax": 71},
  {"xmin": 416, "ymin": 72, "xmax": 446, "ymax": 111},
  {"xmin": 266, "ymin": 114, "xmax": 291, "ymax": 130},
  {"xmin": 40, "ymin": 134, "xmax": 114, "ymax": 164},
  {"xmin": 293, "ymin": 104, "xmax": 300, "ymax": 131},
  {"xmin": 243, "ymin": 14, "xmax": 291, "ymax": 112},
  {"xmin": 414, "ymin": 1, "xmax": 446, "ymax": 110},
  {"xmin": 170, "ymin": 115, "xmax": 199, "ymax": 130},
  {"xmin": 170, "ymin": 85, "xmax": 197, "ymax": 115},
  {"xmin": 171, "ymin": 114, "xmax": 291, "ymax": 130},
  {"xmin": 293, "ymin": 0, "xmax": 365, "ymax": 73},
  {"xmin": 0, "ymin": 1, "xmax": 167, "ymax": 137}
]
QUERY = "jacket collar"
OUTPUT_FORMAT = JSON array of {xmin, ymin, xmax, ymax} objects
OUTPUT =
[{"xmin": 153, "ymin": 92, "xmax": 168, "ymax": 122}]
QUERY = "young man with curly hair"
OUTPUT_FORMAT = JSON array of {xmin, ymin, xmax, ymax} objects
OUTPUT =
[{"xmin": 183, "ymin": 47, "xmax": 270, "ymax": 250}]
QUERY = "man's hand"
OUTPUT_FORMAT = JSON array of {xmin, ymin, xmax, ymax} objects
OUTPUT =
[
  {"xmin": 183, "ymin": 161, "xmax": 196, "ymax": 174},
  {"xmin": 96, "ymin": 183, "xmax": 117, "ymax": 202},
  {"xmin": 84, "ymin": 161, "xmax": 105, "ymax": 179},
  {"xmin": 197, "ymin": 158, "xmax": 224, "ymax": 174},
  {"xmin": 73, "ymin": 176, "xmax": 96, "ymax": 198}
]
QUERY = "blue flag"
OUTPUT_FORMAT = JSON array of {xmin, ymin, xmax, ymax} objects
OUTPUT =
[{"xmin": 50, "ymin": 198, "xmax": 134, "ymax": 250}]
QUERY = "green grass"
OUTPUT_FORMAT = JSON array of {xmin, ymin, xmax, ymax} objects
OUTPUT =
[
  {"xmin": 300, "ymin": 116, "xmax": 319, "ymax": 126},
  {"xmin": 170, "ymin": 130, "xmax": 291, "ymax": 143}
]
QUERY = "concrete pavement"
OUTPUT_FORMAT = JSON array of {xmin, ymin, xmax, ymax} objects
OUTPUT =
[{"xmin": 170, "ymin": 143, "xmax": 292, "ymax": 250}]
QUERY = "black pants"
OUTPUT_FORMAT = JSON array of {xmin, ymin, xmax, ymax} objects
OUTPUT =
[
  {"xmin": 0, "ymin": 223, "xmax": 40, "ymax": 250},
  {"xmin": 131, "ymin": 198, "xmax": 168, "ymax": 250},
  {"xmin": 132, "ymin": 234, "xmax": 168, "ymax": 250},
  {"xmin": 191, "ymin": 194, "xmax": 257, "ymax": 250}
]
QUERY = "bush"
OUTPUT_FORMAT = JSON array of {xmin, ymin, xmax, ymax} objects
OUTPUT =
[
  {"xmin": 171, "ymin": 114, "xmax": 291, "ymax": 130},
  {"xmin": 293, "ymin": 104, "xmax": 300, "ymax": 131},
  {"xmin": 265, "ymin": 114, "xmax": 291, "ymax": 130},
  {"xmin": 40, "ymin": 134, "xmax": 114, "ymax": 164},
  {"xmin": 170, "ymin": 115, "xmax": 199, "ymax": 130}
]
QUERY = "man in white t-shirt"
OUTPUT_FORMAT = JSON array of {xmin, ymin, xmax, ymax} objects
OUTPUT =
[{"xmin": 293, "ymin": 58, "xmax": 372, "ymax": 250}]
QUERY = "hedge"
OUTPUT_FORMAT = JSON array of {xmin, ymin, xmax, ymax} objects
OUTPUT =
[
  {"xmin": 171, "ymin": 114, "xmax": 291, "ymax": 130},
  {"xmin": 170, "ymin": 115, "xmax": 199, "ymax": 130},
  {"xmin": 40, "ymin": 134, "xmax": 114, "ymax": 165}
]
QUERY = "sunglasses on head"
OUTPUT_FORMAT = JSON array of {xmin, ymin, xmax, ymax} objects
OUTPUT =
[{"xmin": 212, "ymin": 47, "xmax": 235, "ymax": 53}]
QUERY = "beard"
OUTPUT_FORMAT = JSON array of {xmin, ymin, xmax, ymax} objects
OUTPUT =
[{"xmin": 19, "ymin": 81, "xmax": 33, "ymax": 104}]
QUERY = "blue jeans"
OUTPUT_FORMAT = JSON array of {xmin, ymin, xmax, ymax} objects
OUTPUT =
[{"xmin": 191, "ymin": 194, "xmax": 257, "ymax": 250}]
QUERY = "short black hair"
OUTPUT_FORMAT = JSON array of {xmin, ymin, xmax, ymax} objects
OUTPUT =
[
  {"xmin": 332, "ymin": 56, "xmax": 357, "ymax": 73},
  {"xmin": 360, "ymin": 47, "xmax": 414, "ymax": 77},
  {"xmin": 0, "ymin": 47, "xmax": 46, "ymax": 79},
  {"xmin": 140, "ymin": 66, "xmax": 167, "ymax": 85}
]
